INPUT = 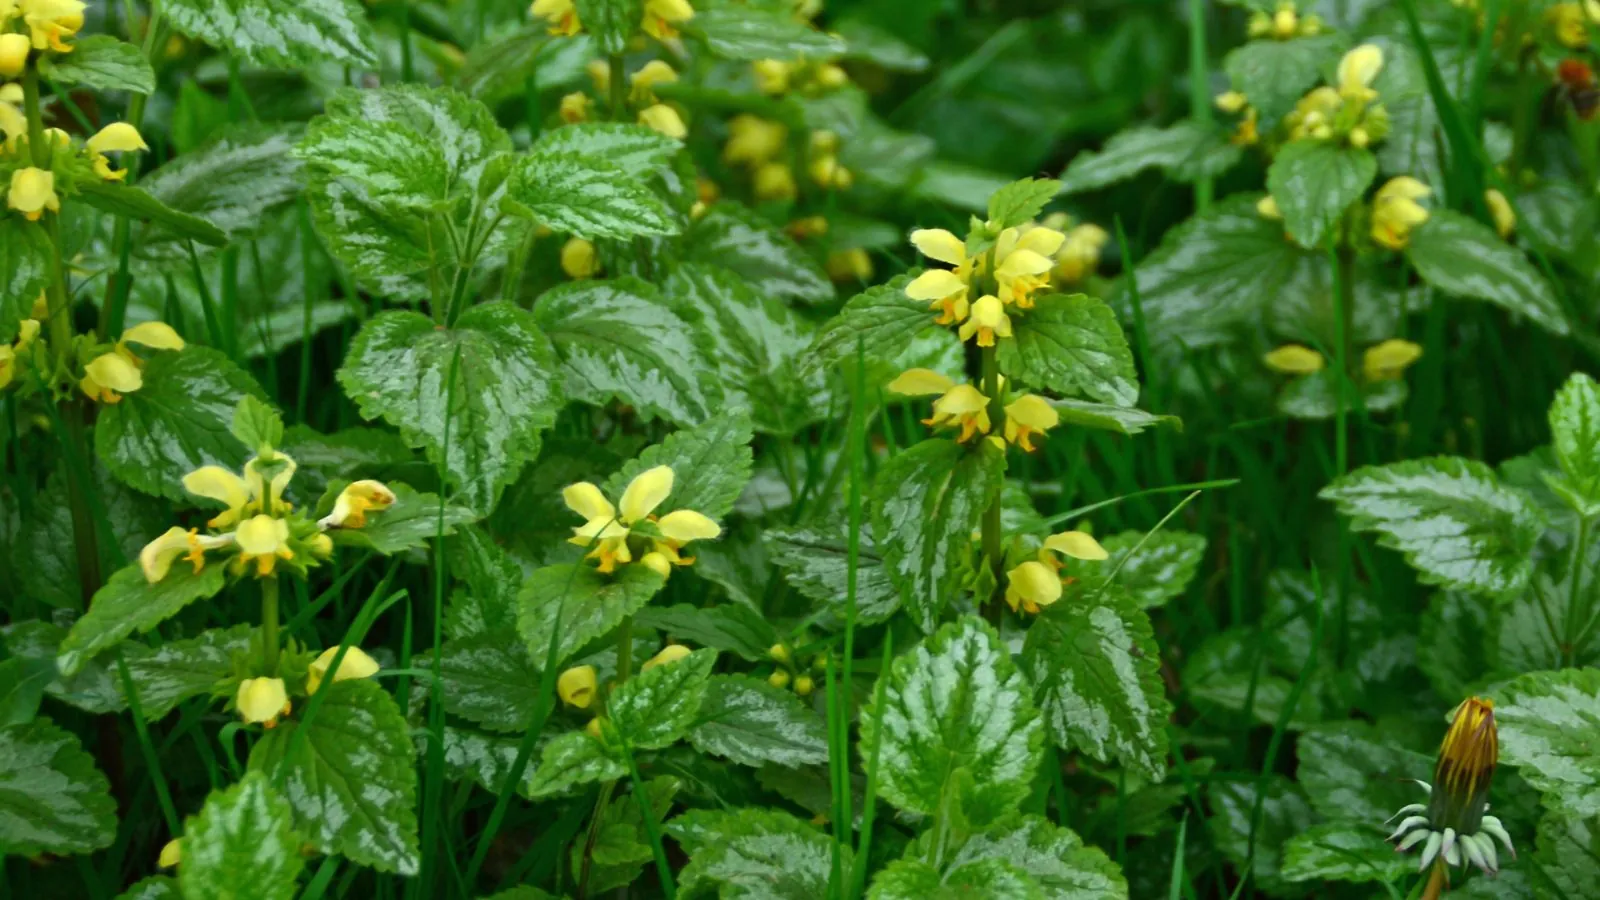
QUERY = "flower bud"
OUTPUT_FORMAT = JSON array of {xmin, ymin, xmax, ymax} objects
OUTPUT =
[
  {"xmin": 768, "ymin": 669, "xmax": 790, "ymax": 689},
  {"xmin": 560, "ymin": 237, "xmax": 600, "ymax": 279},
  {"xmin": 558, "ymin": 665, "xmax": 599, "ymax": 709},
  {"xmin": 768, "ymin": 643, "xmax": 790, "ymax": 663},
  {"xmin": 793, "ymin": 674, "xmax": 813, "ymax": 696},
  {"xmin": 236, "ymin": 677, "xmax": 290, "ymax": 727},
  {"xmin": 158, "ymin": 838, "xmax": 182, "ymax": 869},
  {"xmin": 0, "ymin": 33, "xmax": 29, "ymax": 77},
  {"xmin": 641, "ymin": 643, "xmax": 691, "ymax": 671}
]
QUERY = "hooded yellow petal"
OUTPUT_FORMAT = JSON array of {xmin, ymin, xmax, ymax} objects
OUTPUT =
[
  {"xmin": 657, "ymin": 509, "xmax": 721, "ymax": 542},
  {"xmin": 886, "ymin": 368, "xmax": 957, "ymax": 396},
  {"xmin": 1005, "ymin": 560, "xmax": 1063, "ymax": 614},
  {"xmin": 562, "ymin": 482, "xmax": 616, "ymax": 522},
  {"xmin": 558, "ymin": 665, "xmax": 598, "ymax": 708},
  {"xmin": 319, "ymin": 479, "xmax": 396, "ymax": 529},
  {"xmin": 1363, "ymin": 338, "xmax": 1423, "ymax": 382},
  {"xmin": 904, "ymin": 269, "xmax": 966, "ymax": 302},
  {"xmin": 1376, "ymin": 176, "xmax": 1431, "ymax": 204},
  {"xmin": 1005, "ymin": 394, "xmax": 1059, "ymax": 432},
  {"xmin": 996, "ymin": 248, "xmax": 1055, "ymax": 279},
  {"xmin": 86, "ymin": 122, "xmax": 148, "ymax": 155},
  {"xmin": 641, "ymin": 643, "xmax": 692, "ymax": 671},
  {"xmin": 909, "ymin": 228, "xmax": 966, "ymax": 266},
  {"xmin": 120, "ymin": 321, "xmax": 184, "ymax": 350},
  {"xmin": 640, "ymin": 551, "xmax": 673, "ymax": 578},
  {"xmin": 620, "ymin": 465, "xmax": 674, "ymax": 522},
  {"xmin": 236, "ymin": 677, "xmax": 289, "ymax": 725},
  {"xmin": 235, "ymin": 514, "xmax": 290, "ymax": 555},
  {"xmin": 1337, "ymin": 44, "xmax": 1384, "ymax": 99},
  {"xmin": 1015, "ymin": 227, "xmax": 1066, "ymax": 257},
  {"xmin": 183, "ymin": 465, "xmax": 251, "ymax": 525},
  {"xmin": 307, "ymin": 645, "xmax": 380, "ymax": 694},
  {"xmin": 1044, "ymin": 530, "xmax": 1109, "ymax": 561},
  {"xmin": 158, "ymin": 838, "xmax": 181, "ymax": 869},
  {"xmin": 8, "ymin": 167, "xmax": 59, "ymax": 220},
  {"xmin": 638, "ymin": 103, "xmax": 687, "ymax": 139},
  {"xmin": 1263, "ymin": 344, "xmax": 1325, "ymax": 374},
  {"xmin": 932, "ymin": 384, "xmax": 989, "ymax": 419},
  {"xmin": 85, "ymin": 352, "xmax": 142, "ymax": 393},
  {"xmin": 139, "ymin": 526, "xmax": 194, "ymax": 583}
]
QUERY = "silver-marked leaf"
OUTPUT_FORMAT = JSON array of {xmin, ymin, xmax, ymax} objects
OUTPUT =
[
  {"xmin": 162, "ymin": 0, "xmax": 378, "ymax": 68},
  {"xmin": 669, "ymin": 807, "xmax": 837, "ymax": 900},
  {"xmin": 115, "ymin": 876, "xmax": 180, "ymax": 900},
  {"xmin": 298, "ymin": 117, "xmax": 449, "ymax": 209},
  {"xmin": 95, "ymin": 346, "xmax": 268, "ymax": 502},
  {"xmin": 1223, "ymin": 34, "xmax": 1346, "ymax": 121},
  {"xmin": 1407, "ymin": 209, "xmax": 1568, "ymax": 336},
  {"xmin": 943, "ymin": 816, "xmax": 1126, "ymax": 900},
  {"xmin": 1022, "ymin": 587, "xmax": 1171, "ymax": 782},
  {"xmin": 37, "ymin": 36, "xmax": 156, "ymax": 94},
  {"xmin": 764, "ymin": 523, "xmax": 900, "ymax": 626},
  {"xmin": 517, "ymin": 564, "xmax": 666, "ymax": 667},
  {"xmin": 505, "ymin": 151, "xmax": 677, "ymax": 239},
  {"xmin": 75, "ymin": 181, "xmax": 228, "ymax": 246},
  {"xmin": 1536, "ymin": 809, "xmax": 1600, "ymax": 899},
  {"xmin": 998, "ymin": 293, "xmax": 1138, "ymax": 406},
  {"xmin": 338, "ymin": 302, "xmax": 562, "ymax": 513},
  {"xmin": 861, "ymin": 617, "xmax": 1043, "ymax": 826},
  {"xmin": 0, "ymin": 718, "xmax": 116, "ymax": 857},
  {"xmin": 579, "ymin": 777, "xmax": 679, "ymax": 894},
  {"xmin": 1491, "ymin": 668, "xmax": 1600, "ymax": 819},
  {"xmin": 634, "ymin": 604, "xmax": 776, "ymax": 662},
  {"xmin": 420, "ymin": 632, "xmax": 540, "ymax": 733},
  {"xmin": 601, "ymin": 412, "xmax": 754, "ymax": 521},
  {"xmin": 688, "ymin": 675, "xmax": 829, "ymax": 768},
  {"xmin": 869, "ymin": 857, "xmax": 1044, "ymax": 900},
  {"xmin": 1295, "ymin": 721, "xmax": 1431, "ymax": 822},
  {"xmin": 609, "ymin": 649, "xmax": 716, "ymax": 750},
  {"xmin": 527, "ymin": 731, "xmax": 625, "ymax": 799},
  {"xmin": 802, "ymin": 273, "xmax": 936, "ymax": 374},
  {"xmin": 437, "ymin": 726, "xmax": 538, "ymax": 798},
  {"xmin": 1320, "ymin": 456, "xmax": 1545, "ymax": 595},
  {"xmin": 532, "ymin": 278, "xmax": 720, "ymax": 427},
  {"xmin": 531, "ymin": 122, "xmax": 681, "ymax": 171},
  {"xmin": 247, "ymin": 679, "xmax": 419, "ymax": 875},
  {"xmin": 1060, "ymin": 121, "xmax": 1241, "ymax": 195},
  {"xmin": 871, "ymin": 439, "xmax": 1004, "ymax": 632},
  {"xmin": 683, "ymin": 204, "xmax": 832, "ymax": 305},
  {"xmin": 1076, "ymin": 530, "xmax": 1206, "ymax": 609},
  {"xmin": 0, "ymin": 218, "xmax": 51, "ymax": 342},
  {"xmin": 57, "ymin": 564, "xmax": 228, "ymax": 677},
  {"xmin": 1266, "ymin": 141, "xmax": 1377, "ymax": 249},
  {"xmin": 688, "ymin": 7, "xmax": 846, "ymax": 60},
  {"xmin": 1209, "ymin": 778, "xmax": 1313, "ymax": 894},
  {"xmin": 1280, "ymin": 823, "xmax": 1409, "ymax": 884},
  {"xmin": 125, "ymin": 624, "xmax": 256, "ymax": 721},
  {"xmin": 179, "ymin": 772, "xmax": 302, "ymax": 900}
]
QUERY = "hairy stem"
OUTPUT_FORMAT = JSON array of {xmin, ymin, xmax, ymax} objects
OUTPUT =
[{"xmin": 261, "ymin": 575, "xmax": 281, "ymax": 674}]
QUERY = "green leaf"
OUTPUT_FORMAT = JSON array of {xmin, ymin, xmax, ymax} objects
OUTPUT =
[
  {"xmin": 1295, "ymin": 721, "xmax": 1432, "ymax": 822},
  {"xmin": 180, "ymin": 772, "xmax": 303, "ymax": 900},
  {"xmin": 688, "ymin": 675, "xmax": 829, "ymax": 768},
  {"xmin": 248, "ymin": 679, "xmax": 419, "ymax": 875},
  {"xmin": 862, "ymin": 617, "xmax": 1043, "ymax": 826},
  {"xmin": 1275, "ymin": 369, "xmax": 1409, "ymax": 420},
  {"xmin": 37, "ymin": 36, "xmax": 156, "ymax": 94},
  {"xmin": 0, "ymin": 657, "xmax": 53, "ymax": 727},
  {"xmin": 609, "ymin": 648, "xmax": 716, "ymax": 750},
  {"xmin": 517, "ymin": 564, "xmax": 666, "ymax": 667},
  {"xmin": 573, "ymin": 0, "xmax": 635, "ymax": 55},
  {"xmin": 421, "ymin": 633, "xmax": 540, "ymax": 733},
  {"xmin": 162, "ymin": 0, "xmax": 378, "ymax": 68},
  {"xmin": 1491, "ymin": 668, "xmax": 1600, "ymax": 819},
  {"xmin": 95, "ymin": 345, "xmax": 267, "ymax": 501},
  {"xmin": 1418, "ymin": 591, "xmax": 1493, "ymax": 701},
  {"xmin": 1406, "ymin": 209, "xmax": 1569, "ymax": 336},
  {"xmin": 57, "ymin": 564, "xmax": 227, "ymax": 677},
  {"xmin": 1022, "ymin": 587, "xmax": 1171, "ymax": 782},
  {"xmin": 2, "ymin": 621, "xmax": 124, "ymax": 716},
  {"xmin": 526, "ymin": 731, "xmax": 625, "ymax": 799},
  {"xmin": 437, "ymin": 726, "xmax": 538, "ymax": 797},
  {"xmin": 1086, "ymin": 530, "xmax": 1207, "ymax": 610},
  {"xmin": 137, "ymin": 125, "xmax": 304, "ymax": 253},
  {"xmin": 76, "ymin": 181, "xmax": 229, "ymax": 247},
  {"xmin": 324, "ymin": 483, "xmax": 476, "ymax": 555},
  {"xmin": 1208, "ymin": 778, "xmax": 1313, "ymax": 894},
  {"xmin": 601, "ymin": 412, "xmax": 755, "ymax": 522},
  {"xmin": 986, "ymin": 178, "xmax": 1062, "ymax": 230},
  {"xmin": 579, "ymin": 777, "xmax": 680, "ymax": 893},
  {"xmin": 688, "ymin": 7, "xmax": 846, "ymax": 60},
  {"xmin": 230, "ymin": 395, "xmax": 284, "ymax": 455},
  {"xmin": 1320, "ymin": 457, "xmax": 1545, "ymax": 595},
  {"xmin": 1280, "ymin": 823, "xmax": 1409, "ymax": 884},
  {"xmin": 1059, "ymin": 121, "xmax": 1241, "ymax": 195},
  {"xmin": 661, "ymin": 263, "xmax": 829, "ymax": 436},
  {"xmin": 323, "ymin": 85, "xmax": 510, "ymax": 192},
  {"xmin": 15, "ymin": 463, "xmax": 165, "ymax": 611},
  {"xmin": 944, "ymin": 816, "xmax": 1127, "ymax": 900},
  {"xmin": 1223, "ymin": 34, "xmax": 1346, "ymax": 121},
  {"xmin": 0, "ymin": 218, "xmax": 51, "ymax": 343},
  {"xmin": 633, "ymin": 604, "xmax": 776, "ymax": 662},
  {"xmin": 802, "ymin": 273, "xmax": 938, "ymax": 374},
  {"xmin": 764, "ymin": 524, "xmax": 901, "ymax": 626},
  {"xmin": 1537, "ymin": 810, "xmax": 1600, "ymax": 899},
  {"xmin": 116, "ymin": 877, "xmax": 181, "ymax": 900},
  {"xmin": 125, "ymin": 624, "xmax": 256, "ymax": 721},
  {"xmin": 337, "ymin": 302, "xmax": 563, "ymax": 512},
  {"xmin": 532, "ymin": 122, "xmax": 682, "ymax": 171},
  {"xmin": 669, "ymin": 807, "xmax": 837, "ymax": 900},
  {"xmin": 1266, "ymin": 141, "xmax": 1377, "ymax": 249},
  {"xmin": 869, "ymin": 858, "xmax": 1044, "ymax": 900},
  {"xmin": 532, "ymin": 278, "xmax": 720, "ymax": 427},
  {"xmin": 998, "ymin": 293, "xmax": 1138, "ymax": 406},
  {"xmin": 297, "ymin": 117, "xmax": 450, "ymax": 210},
  {"xmin": 1049, "ymin": 399, "xmax": 1179, "ymax": 436},
  {"xmin": 871, "ymin": 440, "xmax": 1005, "ymax": 632},
  {"xmin": 279, "ymin": 425, "xmax": 414, "ymax": 499},
  {"xmin": 683, "ymin": 204, "xmax": 832, "ymax": 305},
  {"xmin": 1547, "ymin": 372, "xmax": 1600, "ymax": 515},
  {"xmin": 0, "ymin": 718, "xmax": 117, "ymax": 857},
  {"xmin": 505, "ymin": 151, "xmax": 677, "ymax": 239}
]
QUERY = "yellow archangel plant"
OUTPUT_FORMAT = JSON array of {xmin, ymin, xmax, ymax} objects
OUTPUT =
[{"xmin": 562, "ymin": 465, "xmax": 722, "ymax": 576}]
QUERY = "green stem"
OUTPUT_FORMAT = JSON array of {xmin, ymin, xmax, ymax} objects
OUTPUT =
[
  {"xmin": 1564, "ymin": 515, "xmax": 1592, "ymax": 668},
  {"xmin": 619, "ymin": 740, "xmax": 675, "ymax": 899},
  {"xmin": 608, "ymin": 53, "xmax": 627, "ymax": 122},
  {"xmin": 261, "ymin": 575, "xmax": 280, "ymax": 674},
  {"xmin": 1186, "ymin": 0, "xmax": 1213, "ymax": 212},
  {"xmin": 101, "ymin": 0, "xmax": 163, "ymax": 338},
  {"xmin": 979, "ymin": 344, "xmax": 1005, "ymax": 599},
  {"xmin": 616, "ymin": 616, "xmax": 633, "ymax": 682}
]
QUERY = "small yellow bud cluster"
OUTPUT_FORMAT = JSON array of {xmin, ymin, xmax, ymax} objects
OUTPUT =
[
  {"xmin": 1370, "ymin": 176, "xmax": 1430, "ymax": 251},
  {"xmin": 531, "ymin": 0, "xmax": 693, "ymax": 41},
  {"xmin": 5, "ymin": 121, "xmax": 147, "ymax": 222},
  {"xmin": 767, "ymin": 643, "xmax": 820, "ymax": 696},
  {"xmin": 750, "ymin": 57, "xmax": 850, "ymax": 98},
  {"xmin": 1247, "ymin": 1, "xmax": 1323, "ymax": 40},
  {"xmin": 1284, "ymin": 45, "xmax": 1389, "ymax": 148},
  {"xmin": 1214, "ymin": 91, "xmax": 1259, "ymax": 147},
  {"xmin": 904, "ymin": 216, "xmax": 1077, "ymax": 346},
  {"xmin": 721, "ymin": 117, "xmax": 851, "ymax": 203}
]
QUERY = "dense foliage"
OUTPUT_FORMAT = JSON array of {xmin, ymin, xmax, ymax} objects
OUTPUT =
[{"xmin": 2, "ymin": 1, "xmax": 1598, "ymax": 898}]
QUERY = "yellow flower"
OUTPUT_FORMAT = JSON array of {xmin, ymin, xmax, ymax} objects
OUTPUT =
[
  {"xmin": 307, "ymin": 532, "xmax": 333, "ymax": 558},
  {"xmin": 641, "ymin": 643, "xmax": 691, "ymax": 671},
  {"xmin": 587, "ymin": 58, "xmax": 610, "ymax": 93},
  {"xmin": 236, "ymin": 677, "xmax": 290, "ymax": 727},
  {"xmin": 1270, "ymin": 1, "xmax": 1298, "ymax": 39},
  {"xmin": 1004, "ymin": 394, "xmax": 1058, "ymax": 452},
  {"xmin": 1257, "ymin": 195, "xmax": 1282, "ymax": 221},
  {"xmin": 1215, "ymin": 91, "xmax": 1247, "ymax": 115},
  {"xmin": 1231, "ymin": 107, "xmax": 1260, "ymax": 146},
  {"xmin": 994, "ymin": 225, "xmax": 1063, "ymax": 307},
  {"xmin": 585, "ymin": 716, "xmax": 605, "ymax": 738},
  {"xmin": 1054, "ymin": 223, "xmax": 1108, "ymax": 284},
  {"xmin": 1043, "ymin": 530, "xmax": 1108, "ymax": 562},
  {"xmin": 641, "ymin": 0, "xmax": 693, "ymax": 40},
  {"xmin": 1550, "ymin": 3, "xmax": 1589, "ymax": 48},
  {"xmin": 158, "ymin": 838, "xmax": 181, "ymax": 869},
  {"xmin": 887, "ymin": 368, "xmax": 993, "ymax": 442},
  {"xmin": 768, "ymin": 669, "xmax": 790, "ymax": 689},
  {"xmin": 753, "ymin": 161, "xmax": 797, "ymax": 201},
  {"xmin": 0, "ymin": 32, "xmax": 28, "ymax": 77},
  {"xmin": 813, "ymin": 63, "xmax": 848, "ymax": 90},
  {"xmin": 8, "ymin": 167, "xmax": 58, "ymax": 221},
  {"xmin": 640, "ymin": 551, "xmax": 672, "ymax": 578},
  {"xmin": 318, "ymin": 479, "xmax": 395, "ymax": 529},
  {"xmin": 825, "ymin": 248, "xmax": 872, "ymax": 283},
  {"xmin": 1371, "ymin": 176, "xmax": 1431, "ymax": 250},
  {"xmin": 559, "ymin": 91, "xmax": 590, "ymax": 124},
  {"xmin": 1363, "ymin": 338, "xmax": 1422, "ymax": 382},
  {"xmin": 182, "ymin": 465, "xmax": 253, "ymax": 529},
  {"xmin": 562, "ymin": 465, "xmax": 720, "ymax": 573},
  {"xmin": 1485, "ymin": 189, "xmax": 1515, "ymax": 238},
  {"xmin": 307, "ymin": 646, "xmax": 380, "ymax": 694},
  {"xmin": 638, "ymin": 103, "xmax": 686, "ymax": 139},
  {"xmin": 20, "ymin": 0, "xmax": 84, "ymax": 52},
  {"xmin": 650, "ymin": 506, "xmax": 720, "ymax": 568},
  {"xmin": 752, "ymin": 59, "xmax": 790, "ymax": 95},
  {"xmin": 905, "ymin": 228, "xmax": 974, "ymax": 324},
  {"xmin": 787, "ymin": 215, "xmax": 828, "ymax": 240},
  {"xmin": 807, "ymin": 153, "xmax": 852, "ymax": 190},
  {"xmin": 0, "ymin": 346, "xmax": 13, "ymax": 391},
  {"xmin": 78, "ymin": 320, "xmax": 184, "ymax": 403},
  {"xmin": 530, "ymin": 0, "xmax": 580, "ymax": 36},
  {"xmin": 1435, "ymin": 697, "xmax": 1498, "ymax": 821},
  {"xmin": 959, "ymin": 294, "xmax": 1012, "ymax": 347},
  {"xmin": 244, "ymin": 453, "xmax": 297, "ymax": 517},
  {"xmin": 138, "ymin": 526, "xmax": 231, "ymax": 583},
  {"xmin": 723, "ymin": 115, "xmax": 787, "ymax": 167},
  {"xmin": 87, "ymin": 121, "xmax": 147, "ymax": 155},
  {"xmin": 1286, "ymin": 86, "xmax": 1341, "ymax": 141},
  {"xmin": 1263, "ymin": 344, "xmax": 1325, "ymax": 374},
  {"xmin": 1005, "ymin": 560, "xmax": 1062, "ymax": 615},
  {"xmin": 558, "ymin": 665, "xmax": 598, "ymax": 708},
  {"xmin": 560, "ymin": 237, "xmax": 600, "ymax": 279},
  {"xmin": 1337, "ymin": 44, "xmax": 1383, "ymax": 102},
  {"xmin": 630, "ymin": 60, "xmax": 678, "ymax": 105},
  {"xmin": 0, "ymin": 85, "xmax": 24, "ymax": 143},
  {"xmin": 234, "ymin": 514, "xmax": 292, "ymax": 577}
]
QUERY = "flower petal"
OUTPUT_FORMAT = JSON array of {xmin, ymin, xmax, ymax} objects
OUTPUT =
[
  {"xmin": 909, "ymin": 228, "xmax": 965, "ymax": 265},
  {"xmin": 562, "ymin": 482, "xmax": 615, "ymax": 521},
  {"xmin": 620, "ymin": 465, "xmax": 674, "ymax": 522},
  {"xmin": 886, "ymin": 368, "xmax": 956, "ymax": 396},
  {"xmin": 1044, "ymin": 530, "xmax": 1108, "ymax": 561},
  {"xmin": 657, "ymin": 509, "xmax": 721, "ymax": 542},
  {"xmin": 904, "ymin": 269, "xmax": 966, "ymax": 302}
]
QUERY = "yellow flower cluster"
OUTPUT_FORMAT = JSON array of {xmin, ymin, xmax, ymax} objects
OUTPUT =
[
  {"xmin": 1370, "ymin": 176, "xmax": 1430, "ymax": 250},
  {"xmin": 0, "ymin": 0, "xmax": 84, "ymax": 57},
  {"xmin": 1264, "ymin": 338, "xmax": 1423, "ymax": 383},
  {"xmin": 78, "ymin": 321, "xmax": 184, "ymax": 403},
  {"xmin": 531, "ymin": 0, "xmax": 693, "ymax": 40},
  {"xmin": 1284, "ymin": 45, "xmax": 1389, "ymax": 148},
  {"xmin": 887, "ymin": 368, "xmax": 1060, "ymax": 451},
  {"xmin": 751, "ymin": 57, "xmax": 849, "ymax": 97},
  {"xmin": 559, "ymin": 60, "xmax": 685, "ymax": 138},
  {"xmin": 562, "ymin": 465, "xmax": 721, "ymax": 576},
  {"xmin": 906, "ymin": 221, "xmax": 1072, "ymax": 346},
  {"xmin": 1005, "ymin": 530, "xmax": 1107, "ymax": 615},
  {"xmin": 0, "ymin": 310, "xmax": 39, "ymax": 390},
  {"xmin": 1247, "ymin": 1, "xmax": 1324, "ymax": 41},
  {"xmin": 232, "ymin": 646, "xmax": 378, "ymax": 728},
  {"xmin": 4, "ymin": 119, "xmax": 147, "ymax": 221},
  {"xmin": 1549, "ymin": 2, "xmax": 1600, "ymax": 49}
]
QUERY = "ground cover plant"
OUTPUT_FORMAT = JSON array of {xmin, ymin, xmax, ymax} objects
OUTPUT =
[{"xmin": 2, "ymin": 0, "xmax": 1598, "ymax": 897}]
